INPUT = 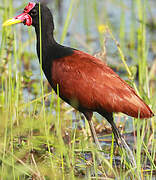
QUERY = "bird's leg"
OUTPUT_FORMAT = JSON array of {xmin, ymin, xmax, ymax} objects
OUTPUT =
[
  {"xmin": 108, "ymin": 117, "xmax": 137, "ymax": 168},
  {"xmin": 83, "ymin": 111, "xmax": 103, "ymax": 165},
  {"xmin": 88, "ymin": 120, "xmax": 102, "ymax": 151},
  {"xmin": 99, "ymin": 111, "xmax": 136, "ymax": 167},
  {"xmin": 83, "ymin": 112, "xmax": 102, "ymax": 151}
]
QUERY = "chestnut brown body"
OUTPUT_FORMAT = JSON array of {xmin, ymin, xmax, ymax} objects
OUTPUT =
[{"xmin": 51, "ymin": 50, "xmax": 153, "ymax": 119}]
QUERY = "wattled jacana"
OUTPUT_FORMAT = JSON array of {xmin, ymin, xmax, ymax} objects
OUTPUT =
[{"xmin": 3, "ymin": 2, "xmax": 154, "ymax": 166}]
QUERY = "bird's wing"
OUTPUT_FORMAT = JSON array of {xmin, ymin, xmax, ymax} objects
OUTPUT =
[{"xmin": 51, "ymin": 50, "xmax": 153, "ymax": 118}]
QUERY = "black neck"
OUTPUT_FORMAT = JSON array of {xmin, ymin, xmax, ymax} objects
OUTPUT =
[
  {"xmin": 34, "ymin": 15, "xmax": 74, "ymax": 63},
  {"xmin": 33, "ymin": 9, "xmax": 74, "ymax": 86}
]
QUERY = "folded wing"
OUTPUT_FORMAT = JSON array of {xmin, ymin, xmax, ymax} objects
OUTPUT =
[{"xmin": 51, "ymin": 50, "xmax": 154, "ymax": 119}]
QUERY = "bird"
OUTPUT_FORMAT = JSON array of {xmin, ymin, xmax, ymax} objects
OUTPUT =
[{"xmin": 3, "ymin": 2, "xmax": 154, "ymax": 166}]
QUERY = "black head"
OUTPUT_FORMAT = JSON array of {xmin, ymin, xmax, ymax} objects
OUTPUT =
[
  {"xmin": 3, "ymin": 2, "xmax": 54, "ymax": 31},
  {"xmin": 28, "ymin": 3, "xmax": 54, "ymax": 30}
]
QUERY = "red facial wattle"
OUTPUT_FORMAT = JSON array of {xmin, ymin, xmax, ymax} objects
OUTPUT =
[
  {"xmin": 14, "ymin": 2, "xmax": 36, "ymax": 26},
  {"xmin": 24, "ymin": 2, "xmax": 36, "ymax": 13},
  {"xmin": 14, "ymin": 13, "xmax": 32, "ymax": 26},
  {"xmin": 2, "ymin": 2, "xmax": 36, "ymax": 27}
]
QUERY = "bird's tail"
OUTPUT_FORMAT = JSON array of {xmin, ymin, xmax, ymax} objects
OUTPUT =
[{"xmin": 123, "ymin": 93, "xmax": 154, "ymax": 119}]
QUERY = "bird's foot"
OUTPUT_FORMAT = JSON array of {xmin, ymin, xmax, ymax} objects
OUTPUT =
[{"xmin": 119, "ymin": 137, "xmax": 137, "ymax": 168}]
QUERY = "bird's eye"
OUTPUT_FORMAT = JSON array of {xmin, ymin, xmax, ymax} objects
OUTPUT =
[{"xmin": 30, "ymin": 9, "xmax": 37, "ymax": 16}]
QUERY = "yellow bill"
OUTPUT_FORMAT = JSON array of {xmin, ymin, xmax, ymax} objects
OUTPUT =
[{"xmin": 3, "ymin": 18, "xmax": 22, "ymax": 27}]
